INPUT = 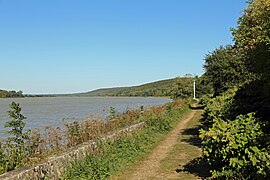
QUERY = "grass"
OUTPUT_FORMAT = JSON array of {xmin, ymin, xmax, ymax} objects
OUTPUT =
[
  {"xmin": 113, "ymin": 110, "xmax": 212, "ymax": 180},
  {"xmin": 158, "ymin": 110, "xmax": 211, "ymax": 179},
  {"xmin": 64, "ymin": 100, "xmax": 190, "ymax": 179}
]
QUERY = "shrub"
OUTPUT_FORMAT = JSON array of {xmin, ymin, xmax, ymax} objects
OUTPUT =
[
  {"xmin": 201, "ymin": 87, "xmax": 238, "ymax": 128},
  {"xmin": 200, "ymin": 113, "xmax": 270, "ymax": 179}
]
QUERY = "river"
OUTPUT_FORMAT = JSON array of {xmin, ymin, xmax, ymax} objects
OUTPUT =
[{"xmin": 0, "ymin": 97, "xmax": 171, "ymax": 137}]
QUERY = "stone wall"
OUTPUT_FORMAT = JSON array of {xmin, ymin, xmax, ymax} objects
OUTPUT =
[{"xmin": 0, "ymin": 122, "xmax": 145, "ymax": 180}]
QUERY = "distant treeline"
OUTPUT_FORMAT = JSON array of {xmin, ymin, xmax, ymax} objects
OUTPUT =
[
  {"xmin": 78, "ymin": 78, "xmax": 176, "ymax": 97},
  {"xmin": 24, "ymin": 94, "xmax": 56, "ymax": 97},
  {"xmin": 74, "ymin": 76, "xmax": 210, "ymax": 99},
  {"xmin": 0, "ymin": 90, "xmax": 24, "ymax": 98},
  {"xmin": 0, "ymin": 90, "xmax": 56, "ymax": 98},
  {"xmin": 1, "ymin": 76, "xmax": 210, "ymax": 99}
]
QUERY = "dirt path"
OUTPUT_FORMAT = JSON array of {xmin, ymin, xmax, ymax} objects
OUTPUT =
[{"xmin": 124, "ymin": 110, "xmax": 197, "ymax": 180}]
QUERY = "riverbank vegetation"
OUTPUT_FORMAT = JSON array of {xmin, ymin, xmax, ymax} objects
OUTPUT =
[
  {"xmin": 64, "ymin": 100, "xmax": 189, "ymax": 179},
  {"xmin": 0, "ymin": 100, "xmax": 189, "ymax": 176},
  {"xmin": 198, "ymin": 0, "xmax": 270, "ymax": 179},
  {"xmin": 0, "ymin": 90, "xmax": 24, "ymax": 98}
]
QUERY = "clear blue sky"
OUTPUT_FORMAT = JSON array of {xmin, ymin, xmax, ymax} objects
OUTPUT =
[{"xmin": 0, "ymin": 0, "xmax": 247, "ymax": 94}]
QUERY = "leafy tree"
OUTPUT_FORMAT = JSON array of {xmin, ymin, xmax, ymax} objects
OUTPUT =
[
  {"xmin": 0, "ymin": 90, "xmax": 24, "ymax": 98},
  {"xmin": 200, "ymin": 0, "xmax": 270, "ymax": 178},
  {"xmin": 2, "ymin": 102, "xmax": 31, "ymax": 171},
  {"xmin": 203, "ymin": 45, "xmax": 248, "ymax": 96},
  {"xmin": 231, "ymin": 0, "xmax": 270, "ymax": 120},
  {"xmin": 203, "ymin": 0, "xmax": 270, "ymax": 121},
  {"xmin": 5, "ymin": 102, "xmax": 30, "ymax": 145},
  {"xmin": 170, "ymin": 77, "xmax": 193, "ymax": 99},
  {"xmin": 232, "ymin": 0, "xmax": 270, "ymax": 79}
]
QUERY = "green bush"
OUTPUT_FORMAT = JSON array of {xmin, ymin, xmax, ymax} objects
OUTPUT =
[
  {"xmin": 198, "ymin": 94, "xmax": 213, "ymax": 106},
  {"xmin": 200, "ymin": 113, "xmax": 270, "ymax": 179},
  {"xmin": 201, "ymin": 87, "xmax": 238, "ymax": 128}
]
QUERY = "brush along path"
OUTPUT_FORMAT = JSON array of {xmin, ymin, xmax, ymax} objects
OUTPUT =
[{"xmin": 113, "ymin": 110, "xmax": 202, "ymax": 180}]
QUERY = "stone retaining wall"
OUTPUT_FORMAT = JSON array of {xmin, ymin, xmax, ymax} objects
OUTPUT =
[{"xmin": 0, "ymin": 122, "xmax": 145, "ymax": 180}]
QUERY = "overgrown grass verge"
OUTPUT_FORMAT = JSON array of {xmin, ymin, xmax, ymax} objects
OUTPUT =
[
  {"xmin": 0, "ymin": 100, "xmax": 181, "ymax": 174},
  {"xmin": 158, "ymin": 110, "xmax": 211, "ymax": 179},
  {"xmin": 64, "ymin": 100, "xmax": 189, "ymax": 179},
  {"xmin": 0, "ymin": 103, "xmax": 148, "ymax": 174}
]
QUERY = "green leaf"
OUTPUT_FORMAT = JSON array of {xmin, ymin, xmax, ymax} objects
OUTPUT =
[{"xmin": 250, "ymin": 146, "xmax": 260, "ymax": 154}]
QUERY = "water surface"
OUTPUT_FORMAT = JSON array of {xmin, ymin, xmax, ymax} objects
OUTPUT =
[{"xmin": 0, "ymin": 97, "xmax": 171, "ymax": 137}]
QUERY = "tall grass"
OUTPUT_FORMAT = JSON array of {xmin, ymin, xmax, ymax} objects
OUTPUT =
[
  {"xmin": 0, "ymin": 102, "xmax": 144, "ymax": 173},
  {"xmin": 64, "ymin": 100, "xmax": 189, "ymax": 179},
  {"xmin": 0, "ymin": 100, "xmax": 188, "ymax": 175},
  {"xmin": 21, "ymin": 106, "xmax": 146, "ymax": 166}
]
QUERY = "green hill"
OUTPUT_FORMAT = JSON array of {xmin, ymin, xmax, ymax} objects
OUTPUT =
[{"xmin": 74, "ymin": 77, "xmax": 192, "ymax": 97}]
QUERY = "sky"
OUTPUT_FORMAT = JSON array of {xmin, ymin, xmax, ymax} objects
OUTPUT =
[{"xmin": 0, "ymin": 0, "xmax": 247, "ymax": 94}]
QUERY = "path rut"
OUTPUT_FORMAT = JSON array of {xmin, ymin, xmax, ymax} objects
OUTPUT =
[{"xmin": 127, "ymin": 110, "xmax": 197, "ymax": 180}]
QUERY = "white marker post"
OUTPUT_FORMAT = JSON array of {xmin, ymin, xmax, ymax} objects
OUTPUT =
[{"xmin": 193, "ymin": 79, "xmax": 196, "ymax": 99}]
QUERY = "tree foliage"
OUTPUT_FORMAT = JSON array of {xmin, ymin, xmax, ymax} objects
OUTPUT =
[
  {"xmin": 200, "ymin": 0, "xmax": 270, "ymax": 178},
  {"xmin": 170, "ymin": 77, "xmax": 193, "ymax": 99},
  {"xmin": 203, "ymin": 45, "xmax": 248, "ymax": 96},
  {"xmin": 232, "ymin": 0, "xmax": 270, "ymax": 82},
  {"xmin": 5, "ymin": 102, "xmax": 31, "ymax": 145},
  {"xmin": 0, "ymin": 102, "xmax": 31, "ymax": 173},
  {"xmin": 0, "ymin": 90, "xmax": 24, "ymax": 98},
  {"xmin": 232, "ymin": 0, "xmax": 270, "ymax": 120},
  {"xmin": 75, "ymin": 77, "xmax": 204, "ymax": 99}
]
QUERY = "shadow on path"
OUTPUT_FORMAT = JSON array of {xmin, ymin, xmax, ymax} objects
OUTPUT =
[
  {"xmin": 181, "ymin": 125, "xmax": 203, "ymax": 148},
  {"xmin": 176, "ymin": 157, "xmax": 212, "ymax": 179},
  {"xmin": 176, "ymin": 114, "xmax": 212, "ymax": 179}
]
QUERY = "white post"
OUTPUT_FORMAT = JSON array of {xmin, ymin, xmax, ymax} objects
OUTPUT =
[{"xmin": 193, "ymin": 80, "xmax": 196, "ymax": 99}]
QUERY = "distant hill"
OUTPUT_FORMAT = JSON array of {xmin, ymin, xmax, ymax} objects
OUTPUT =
[{"xmin": 73, "ymin": 77, "xmax": 192, "ymax": 97}]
